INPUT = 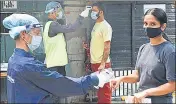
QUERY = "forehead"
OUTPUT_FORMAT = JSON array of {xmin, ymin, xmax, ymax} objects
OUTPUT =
[
  {"xmin": 144, "ymin": 14, "xmax": 159, "ymax": 23},
  {"xmin": 55, "ymin": 7, "xmax": 62, "ymax": 11},
  {"xmin": 92, "ymin": 6, "xmax": 99, "ymax": 11},
  {"xmin": 30, "ymin": 28, "xmax": 41, "ymax": 33}
]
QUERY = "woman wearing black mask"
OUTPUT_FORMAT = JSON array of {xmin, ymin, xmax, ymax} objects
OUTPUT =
[{"xmin": 110, "ymin": 8, "xmax": 175, "ymax": 103}]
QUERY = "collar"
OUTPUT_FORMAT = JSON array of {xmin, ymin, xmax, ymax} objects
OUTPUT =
[
  {"xmin": 48, "ymin": 18, "xmax": 60, "ymax": 23},
  {"xmin": 14, "ymin": 48, "xmax": 33, "ymax": 57},
  {"xmin": 48, "ymin": 18, "xmax": 54, "ymax": 21}
]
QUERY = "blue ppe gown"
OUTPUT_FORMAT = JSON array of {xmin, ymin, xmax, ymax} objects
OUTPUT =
[{"xmin": 7, "ymin": 48, "xmax": 99, "ymax": 103}]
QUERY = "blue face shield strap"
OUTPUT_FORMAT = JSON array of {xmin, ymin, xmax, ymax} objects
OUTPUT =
[
  {"xmin": 25, "ymin": 24, "xmax": 43, "ymax": 32},
  {"xmin": 26, "ymin": 24, "xmax": 43, "ymax": 29}
]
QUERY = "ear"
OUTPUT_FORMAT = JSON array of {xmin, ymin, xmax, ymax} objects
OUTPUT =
[
  {"xmin": 100, "ymin": 11, "xmax": 103, "ymax": 15},
  {"xmin": 20, "ymin": 31, "xmax": 26, "ymax": 39},
  {"xmin": 161, "ymin": 23, "xmax": 167, "ymax": 31}
]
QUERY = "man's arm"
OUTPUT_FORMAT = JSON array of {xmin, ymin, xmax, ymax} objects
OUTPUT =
[
  {"xmin": 23, "ymin": 64, "xmax": 99, "ymax": 97},
  {"xmin": 101, "ymin": 41, "xmax": 111, "ymax": 64},
  {"xmin": 98, "ymin": 41, "xmax": 111, "ymax": 70},
  {"xmin": 98, "ymin": 25, "xmax": 112, "ymax": 70},
  {"xmin": 48, "ymin": 16, "xmax": 84, "ymax": 37}
]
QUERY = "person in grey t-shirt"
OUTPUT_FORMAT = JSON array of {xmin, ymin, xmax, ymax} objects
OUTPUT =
[{"xmin": 111, "ymin": 8, "xmax": 175, "ymax": 103}]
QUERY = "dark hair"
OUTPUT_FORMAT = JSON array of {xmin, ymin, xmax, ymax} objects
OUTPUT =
[
  {"xmin": 92, "ymin": 2, "xmax": 105, "ymax": 13},
  {"xmin": 14, "ymin": 35, "xmax": 20, "ymax": 40},
  {"xmin": 144, "ymin": 8, "xmax": 170, "ymax": 41},
  {"xmin": 14, "ymin": 30, "xmax": 28, "ymax": 40}
]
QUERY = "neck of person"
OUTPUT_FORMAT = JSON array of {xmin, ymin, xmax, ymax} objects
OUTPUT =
[
  {"xmin": 96, "ymin": 16, "xmax": 104, "ymax": 23},
  {"xmin": 48, "ymin": 15, "xmax": 57, "ymax": 21},
  {"xmin": 16, "ymin": 40, "xmax": 30, "ymax": 52},
  {"xmin": 150, "ymin": 35, "xmax": 167, "ymax": 45}
]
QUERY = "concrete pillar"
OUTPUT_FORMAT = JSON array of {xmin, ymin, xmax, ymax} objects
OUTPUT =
[{"xmin": 63, "ymin": 0, "xmax": 87, "ymax": 103}]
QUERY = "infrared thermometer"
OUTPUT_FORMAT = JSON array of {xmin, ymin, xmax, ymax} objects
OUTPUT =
[{"xmin": 86, "ymin": 6, "xmax": 92, "ymax": 10}]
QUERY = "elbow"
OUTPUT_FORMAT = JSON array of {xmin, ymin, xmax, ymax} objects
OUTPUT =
[
  {"xmin": 133, "ymin": 76, "xmax": 139, "ymax": 83},
  {"xmin": 104, "ymin": 47, "xmax": 110, "ymax": 54},
  {"xmin": 166, "ymin": 81, "xmax": 176, "ymax": 93},
  {"xmin": 68, "ymin": 27, "xmax": 77, "ymax": 33},
  {"xmin": 169, "ymin": 81, "xmax": 176, "ymax": 92},
  {"xmin": 71, "ymin": 27, "xmax": 77, "ymax": 32},
  {"xmin": 132, "ymin": 70, "xmax": 139, "ymax": 83},
  {"xmin": 136, "ymin": 77, "xmax": 140, "ymax": 83}
]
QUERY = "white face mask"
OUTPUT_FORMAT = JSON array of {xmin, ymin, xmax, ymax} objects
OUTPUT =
[
  {"xmin": 56, "ymin": 11, "xmax": 63, "ymax": 19},
  {"xmin": 91, "ymin": 11, "xmax": 99, "ymax": 20},
  {"xmin": 54, "ymin": 7, "xmax": 63, "ymax": 20},
  {"xmin": 23, "ymin": 34, "xmax": 42, "ymax": 52},
  {"xmin": 28, "ymin": 35, "xmax": 42, "ymax": 51}
]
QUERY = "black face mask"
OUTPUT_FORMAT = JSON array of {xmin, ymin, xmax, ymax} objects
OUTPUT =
[{"xmin": 144, "ymin": 27, "xmax": 162, "ymax": 38}]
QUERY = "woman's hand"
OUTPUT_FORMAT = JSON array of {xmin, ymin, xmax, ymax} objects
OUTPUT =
[
  {"xmin": 133, "ymin": 91, "xmax": 149, "ymax": 103},
  {"xmin": 110, "ymin": 77, "xmax": 122, "ymax": 91}
]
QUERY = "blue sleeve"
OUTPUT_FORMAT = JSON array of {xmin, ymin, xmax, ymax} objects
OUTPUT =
[
  {"xmin": 165, "ymin": 52, "xmax": 176, "ymax": 81},
  {"xmin": 22, "ymin": 61, "xmax": 98, "ymax": 97}
]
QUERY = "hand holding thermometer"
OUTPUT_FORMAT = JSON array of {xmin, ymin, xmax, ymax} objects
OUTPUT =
[
  {"xmin": 80, "ymin": 6, "xmax": 92, "ymax": 18},
  {"xmin": 86, "ymin": 6, "xmax": 92, "ymax": 10}
]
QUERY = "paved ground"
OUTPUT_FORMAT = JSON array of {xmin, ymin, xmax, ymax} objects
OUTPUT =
[{"xmin": 73, "ymin": 97, "xmax": 125, "ymax": 104}]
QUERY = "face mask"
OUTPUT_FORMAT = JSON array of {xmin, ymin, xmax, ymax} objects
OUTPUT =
[
  {"xmin": 32, "ymin": 40, "xmax": 45, "ymax": 62},
  {"xmin": 25, "ymin": 35, "xmax": 42, "ymax": 52},
  {"xmin": 55, "ymin": 7, "xmax": 63, "ymax": 20},
  {"xmin": 91, "ymin": 11, "xmax": 99, "ymax": 20},
  {"xmin": 144, "ymin": 27, "xmax": 162, "ymax": 38},
  {"xmin": 56, "ymin": 11, "xmax": 63, "ymax": 19}
]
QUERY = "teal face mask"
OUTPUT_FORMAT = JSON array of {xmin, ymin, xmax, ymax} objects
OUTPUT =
[
  {"xmin": 91, "ymin": 11, "xmax": 99, "ymax": 20},
  {"xmin": 55, "ymin": 8, "xmax": 63, "ymax": 20},
  {"xmin": 56, "ymin": 11, "xmax": 63, "ymax": 19}
]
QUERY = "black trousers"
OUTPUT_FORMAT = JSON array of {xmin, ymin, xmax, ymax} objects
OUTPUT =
[{"xmin": 48, "ymin": 66, "xmax": 66, "ymax": 76}]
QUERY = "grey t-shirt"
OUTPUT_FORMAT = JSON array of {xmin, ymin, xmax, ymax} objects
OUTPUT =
[
  {"xmin": 48, "ymin": 16, "xmax": 84, "ymax": 37},
  {"xmin": 135, "ymin": 41, "xmax": 175, "ymax": 103}
]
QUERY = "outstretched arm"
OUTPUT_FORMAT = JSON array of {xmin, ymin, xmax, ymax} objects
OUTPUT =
[
  {"xmin": 48, "ymin": 16, "xmax": 84, "ymax": 37},
  {"xmin": 23, "ymin": 62, "xmax": 99, "ymax": 97},
  {"xmin": 111, "ymin": 70, "xmax": 139, "ymax": 90}
]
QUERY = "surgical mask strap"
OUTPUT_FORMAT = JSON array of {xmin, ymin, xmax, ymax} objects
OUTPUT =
[
  {"xmin": 23, "ymin": 38, "xmax": 29, "ymax": 44},
  {"xmin": 22, "ymin": 37, "xmax": 33, "ymax": 53},
  {"xmin": 22, "ymin": 33, "xmax": 32, "ymax": 45},
  {"xmin": 97, "ymin": 11, "xmax": 100, "ymax": 18}
]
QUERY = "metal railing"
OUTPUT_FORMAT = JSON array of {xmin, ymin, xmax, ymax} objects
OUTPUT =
[
  {"xmin": 86, "ymin": 67, "xmax": 138, "ymax": 102},
  {"xmin": 112, "ymin": 67, "xmax": 138, "ymax": 97}
]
